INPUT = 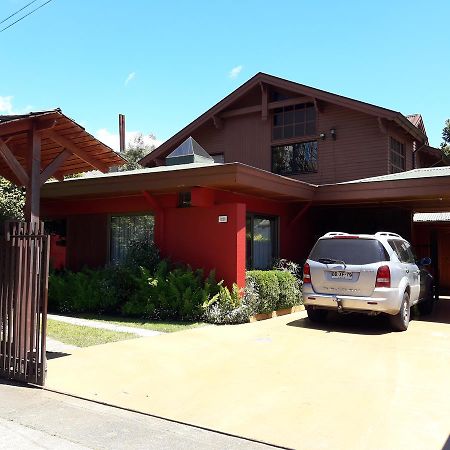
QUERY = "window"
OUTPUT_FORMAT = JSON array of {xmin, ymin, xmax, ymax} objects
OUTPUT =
[
  {"xmin": 388, "ymin": 239, "xmax": 415, "ymax": 263},
  {"xmin": 178, "ymin": 191, "xmax": 191, "ymax": 208},
  {"xmin": 309, "ymin": 239, "xmax": 389, "ymax": 265},
  {"xmin": 272, "ymin": 141, "xmax": 318, "ymax": 175},
  {"xmin": 110, "ymin": 214, "xmax": 154, "ymax": 264},
  {"xmin": 246, "ymin": 214, "xmax": 278, "ymax": 269},
  {"xmin": 390, "ymin": 137, "xmax": 405, "ymax": 173},
  {"xmin": 211, "ymin": 153, "xmax": 224, "ymax": 163},
  {"xmin": 272, "ymin": 103, "xmax": 316, "ymax": 140}
]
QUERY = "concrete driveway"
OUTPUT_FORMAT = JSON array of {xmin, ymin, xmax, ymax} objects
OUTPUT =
[{"xmin": 46, "ymin": 300, "xmax": 450, "ymax": 450}]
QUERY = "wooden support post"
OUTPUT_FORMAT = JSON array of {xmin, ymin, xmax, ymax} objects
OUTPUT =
[
  {"xmin": 25, "ymin": 124, "xmax": 41, "ymax": 223},
  {"xmin": 260, "ymin": 83, "xmax": 268, "ymax": 121},
  {"xmin": 0, "ymin": 138, "xmax": 29, "ymax": 186},
  {"xmin": 40, "ymin": 148, "xmax": 72, "ymax": 185}
]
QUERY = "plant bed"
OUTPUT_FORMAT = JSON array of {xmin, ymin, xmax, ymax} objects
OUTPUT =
[{"xmin": 249, "ymin": 305, "xmax": 304, "ymax": 322}]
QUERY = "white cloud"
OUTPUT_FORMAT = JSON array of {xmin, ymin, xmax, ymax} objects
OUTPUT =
[
  {"xmin": 95, "ymin": 128, "xmax": 163, "ymax": 152},
  {"xmin": 124, "ymin": 72, "xmax": 136, "ymax": 86},
  {"xmin": 229, "ymin": 65, "xmax": 243, "ymax": 79},
  {"xmin": 0, "ymin": 96, "xmax": 14, "ymax": 114},
  {"xmin": 0, "ymin": 95, "xmax": 33, "ymax": 115}
]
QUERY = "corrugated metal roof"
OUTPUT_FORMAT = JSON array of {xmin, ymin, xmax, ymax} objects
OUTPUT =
[
  {"xmin": 336, "ymin": 166, "xmax": 450, "ymax": 185},
  {"xmin": 413, "ymin": 212, "xmax": 450, "ymax": 222}
]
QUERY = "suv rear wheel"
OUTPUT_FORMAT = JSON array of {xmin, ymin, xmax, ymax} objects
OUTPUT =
[
  {"xmin": 390, "ymin": 292, "xmax": 410, "ymax": 331},
  {"xmin": 306, "ymin": 307, "xmax": 328, "ymax": 323}
]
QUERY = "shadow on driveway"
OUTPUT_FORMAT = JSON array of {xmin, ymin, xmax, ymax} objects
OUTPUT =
[
  {"xmin": 417, "ymin": 296, "xmax": 450, "ymax": 325},
  {"xmin": 287, "ymin": 311, "xmax": 393, "ymax": 335}
]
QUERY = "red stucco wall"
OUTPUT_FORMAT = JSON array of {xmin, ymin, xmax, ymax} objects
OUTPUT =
[{"xmin": 163, "ymin": 203, "xmax": 246, "ymax": 287}]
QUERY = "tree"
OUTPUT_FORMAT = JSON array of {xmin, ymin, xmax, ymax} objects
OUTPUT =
[
  {"xmin": 440, "ymin": 119, "xmax": 450, "ymax": 156},
  {"xmin": 118, "ymin": 133, "xmax": 156, "ymax": 171},
  {"xmin": 0, "ymin": 177, "xmax": 25, "ymax": 225}
]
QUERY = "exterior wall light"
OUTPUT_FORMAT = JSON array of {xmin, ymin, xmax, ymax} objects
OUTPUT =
[
  {"xmin": 319, "ymin": 133, "xmax": 326, "ymax": 140},
  {"xmin": 330, "ymin": 128, "xmax": 337, "ymax": 140}
]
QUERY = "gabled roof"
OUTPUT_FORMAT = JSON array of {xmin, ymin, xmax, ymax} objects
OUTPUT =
[
  {"xmin": 0, "ymin": 109, "xmax": 125, "ymax": 185},
  {"xmin": 406, "ymin": 114, "xmax": 427, "ymax": 136},
  {"xmin": 140, "ymin": 72, "xmax": 428, "ymax": 166}
]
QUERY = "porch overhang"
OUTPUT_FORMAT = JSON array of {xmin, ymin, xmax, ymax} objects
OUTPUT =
[{"xmin": 40, "ymin": 162, "xmax": 317, "ymax": 203}]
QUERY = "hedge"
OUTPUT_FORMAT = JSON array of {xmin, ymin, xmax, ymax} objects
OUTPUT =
[{"xmin": 246, "ymin": 269, "xmax": 301, "ymax": 313}]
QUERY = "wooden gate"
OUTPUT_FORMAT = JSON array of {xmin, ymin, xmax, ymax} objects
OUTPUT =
[{"xmin": 0, "ymin": 222, "xmax": 50, "ymax": 386}]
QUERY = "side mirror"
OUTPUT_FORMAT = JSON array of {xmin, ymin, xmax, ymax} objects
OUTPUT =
[{"xmin": 419, "ymin": 257, "xmax": 432, "ymax": 266}]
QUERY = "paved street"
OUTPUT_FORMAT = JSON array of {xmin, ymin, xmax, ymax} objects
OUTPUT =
[
  {"xmin": 0, "ymin": 381, "xmax": 276, "ymax": 450},
  {"xmin": 46, "ymin": 299, "xmax": 450, "ymax": 450}
]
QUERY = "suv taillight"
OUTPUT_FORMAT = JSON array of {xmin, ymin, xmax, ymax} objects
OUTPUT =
[
  {"xmin": 303, "ymin": 262, "xmax": 311, "ymax": 284},
  {"xmin": 376, "ymin": 265, "xmax": 391, "ymax": 288}
]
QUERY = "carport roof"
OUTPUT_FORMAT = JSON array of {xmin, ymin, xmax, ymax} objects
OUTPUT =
[
  {"xmin": 333, "ymin": 166, "xmax": 450, "ymax": 184},
  {"xmin": 315, "ymin": 166, "xmax": 450, "ymax": 211}
]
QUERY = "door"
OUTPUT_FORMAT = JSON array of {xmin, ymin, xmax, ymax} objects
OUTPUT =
[
  {"xmin": 438, "ymin": 231, "xmax": 450, "ymax": 290},
  {"xmin": 388, "ymin": 239, "xmax": 420, "ymax": 303}
]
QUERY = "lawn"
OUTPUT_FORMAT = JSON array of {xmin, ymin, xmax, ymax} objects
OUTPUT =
[
  {"xmin": 75, "ymin": 314, "xmax": 205, "ymax": 333},
  {"xmin": 47, "ymin": 319, "xmax": 137, "ymax": 348}
]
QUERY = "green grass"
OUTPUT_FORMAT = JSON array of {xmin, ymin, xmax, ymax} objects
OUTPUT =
[
  {"xmin": 47, "ymin": 319, "xmax": 137, "ymax": 348},
  {"xmin": 74, "ymin": 314, "xmax": 205, "ymax": 333}
]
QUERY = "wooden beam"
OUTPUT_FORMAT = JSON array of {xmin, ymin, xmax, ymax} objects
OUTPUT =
[
  {"xmin": 40, "ymin": 148, "xmax": 72, "ymax": 185},
  {"xmin": 220, "ymin": 105, "xmax": 261, "ymax": 119},
  {"xmin": 314, "ymin": 99, "xmax": 324, "ymax": 113},
  {"xmin": 45, "ymin": 130, "xmax": 109, "ymax": 173},
  {"xmin": 142, "ymin": 191, "xmax": 162, "ymax": 211},
  {"xmin": 25, "ymin": 125, "xmax": 41, "ymax": 223},
  {"xmin": 260, "ymin": 83, "xmax": 268, "ymax": 121},
  {"xmin": 0, "ymin": 138, "xmax": 29, "ymax": 186},
  {"xmin": 268, "ymin": 96, "xmax": 315, "ymax": 110},
  {"xmin": 212, "ymin": 115, "xmax": 223, "ymax": 129},
  {"xmin": 378, "ymin": 117, "xmax": 387, "ymax": 134},
  {"xmin": 0, "ymin": 118, "xmax": 58, "ymax": 138}
]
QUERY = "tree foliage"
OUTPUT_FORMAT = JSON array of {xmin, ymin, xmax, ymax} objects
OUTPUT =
[
  {"xmin": 118, "ymin": 133, "xmax": 156, "ymax": 171},
  {"xmin": 0, "ymin": 177, "xmax": 25, "ymax": 224},
  {"xmin": 440, "ymin": 119, "xmax": 450, "ymax": 156}
]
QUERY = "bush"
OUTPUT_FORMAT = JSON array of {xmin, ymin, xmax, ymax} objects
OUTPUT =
[
  {"xmin": 273, "ymin": 270, "xmax": 301, "ymax": 309},
  {"xmin": 202, "ymin": 279, "xmax": 260, "ymax": 324},
  {"xmin": 121, "ymin": 261, "xmax": 219, "ymax": 321},
  {"xmin": 246, "ymin": 270, "xmax": 280, "ymax": 313}
]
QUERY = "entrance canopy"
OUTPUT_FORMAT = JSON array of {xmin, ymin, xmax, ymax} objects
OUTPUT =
[{"xmin": 0, "ymin": 109, "xmax": 125, "ymax": 221}]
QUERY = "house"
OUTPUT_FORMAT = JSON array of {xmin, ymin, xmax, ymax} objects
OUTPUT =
[{"xmin": 39, "ymin": 73, "xmax": 450, "ymax": 291}]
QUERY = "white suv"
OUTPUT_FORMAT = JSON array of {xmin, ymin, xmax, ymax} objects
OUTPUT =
[{"xmin": 302, "ymin": 232, "xmax": 434, "ymax": 331}]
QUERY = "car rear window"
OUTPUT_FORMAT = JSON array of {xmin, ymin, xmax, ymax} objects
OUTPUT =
[{"xmin": 309, "ymin": 238, "xmax": 389, "ymax": 265}]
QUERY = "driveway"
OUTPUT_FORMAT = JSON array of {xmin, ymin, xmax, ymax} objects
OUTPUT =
[{"xmin": 46, "ymin": 300, "xmax": 450, "ymax": 450}]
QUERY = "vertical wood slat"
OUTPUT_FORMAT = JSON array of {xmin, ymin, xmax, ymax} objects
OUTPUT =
[{"xmin": 0, "ymin": 221, "xmax": 49, "ymax": 386}]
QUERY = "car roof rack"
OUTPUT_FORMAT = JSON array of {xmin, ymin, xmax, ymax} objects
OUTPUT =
[
  {"xmin": 375, "ymin": 231, "xmax": 402, "ymax": 239},
  {"xmin": 323, "ymin": 232, "xmax": 350, "ymax": 237}
]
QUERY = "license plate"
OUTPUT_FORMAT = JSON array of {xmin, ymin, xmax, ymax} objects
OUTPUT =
[{"xmin": 331, "ymin": 271, "xmax": 352, "ymax": 280}]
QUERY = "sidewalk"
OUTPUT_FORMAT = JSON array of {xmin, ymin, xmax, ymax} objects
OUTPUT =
[
  {"xmin": 0, "ymin": 381, "xmax": 274, "ymax": 449},
  {"xmin": 48, "ymin": 314, "xmax": 163, "ymax": 337}
]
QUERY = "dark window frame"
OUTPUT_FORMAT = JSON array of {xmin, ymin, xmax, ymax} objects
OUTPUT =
[
  {"xmin": 246, "ymin": 213, "xmax": 279, "ymax": 270},
  {"xmin": 389, "ymin": 137, "xmax": 406, "ymax": 173},
  {"xmin": 272, "ymin": 102, "xmax": 316, "ymax": 141},
  {"xmin": 108, "ymin": 213, "xmax": 155, "ymax": 265},
  {"xmin": 271, "ymin": 140, "xmax": 318, "ymax": 175}
]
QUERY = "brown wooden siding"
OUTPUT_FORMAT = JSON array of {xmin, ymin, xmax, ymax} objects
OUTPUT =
[
  {"xmin": 66, "ymin": 214, "xmax": 108, "ymax": 271},
  {"xmin": 192, "ymin": 102, "xmax": 393, "ymax": 185}
]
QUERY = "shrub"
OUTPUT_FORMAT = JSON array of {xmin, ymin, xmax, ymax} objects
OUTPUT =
[
  {"xmin": 246, "ymin": 270, "xmax": 280, "ymax": 313},
  {"xmin": 121, "ymin": 261, "xmax": 219, "ymax": 321},
  {"xmin": 123, "ymin": 236, "xmax": 160, "ymax": 273},
  {"xmin": 273, "ymin": 270, "xmax": 301, "ymax": 309},
  {"xmin": 202, "ymin": 279, "xmax": 260, "ymax": 324}
]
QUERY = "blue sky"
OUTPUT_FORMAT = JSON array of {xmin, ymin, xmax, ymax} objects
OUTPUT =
[{"xmin": 1, "ymin": 0, "xmax": 449, "ymax": 149}]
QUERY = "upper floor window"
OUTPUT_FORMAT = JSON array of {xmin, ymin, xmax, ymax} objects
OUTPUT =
[
  {"xmin": 272, "ymin": 103, "xmax": 316, "ymax": 140},
  {"xmin": 390, "ymin": 137, "xmax": 405, "ymax": 173},
  {"xmin": 272, "ymin": 141, "xmax": 318, "ymax": 175}
]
